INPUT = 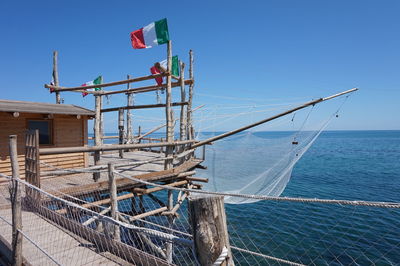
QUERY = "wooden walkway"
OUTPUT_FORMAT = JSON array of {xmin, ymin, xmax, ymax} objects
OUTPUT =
[
  {"xmin": 0, "ymin": 208, "xmax": 128, "ymax": 265},
  {"xmin": 0, "ymin": 150, "xmax": 202, "ymax": 265}
]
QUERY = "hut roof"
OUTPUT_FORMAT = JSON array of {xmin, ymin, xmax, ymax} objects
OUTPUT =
[{"xmin": 0, "ymin": 99, "xmax": 95, "ymax": 116}]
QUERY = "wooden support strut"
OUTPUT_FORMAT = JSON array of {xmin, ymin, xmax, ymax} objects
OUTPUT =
[
  {"xmin": 108, "ymin": 163, "xmax": 120, "ymax": 240},
  {"xmin": 56, "ymin": 179, "xmax": 190, "ymax": 214},
  {"xmin": 9, "ymin": 135, "xmax": 22, "ymax": 266}
]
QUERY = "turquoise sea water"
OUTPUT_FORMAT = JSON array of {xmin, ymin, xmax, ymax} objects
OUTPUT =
[
  {"xmin": 93, "ymin": 130, "xmax": 400, "ymax": 264},
  {"xmin": 225, "ymin": 130, "xmax": 400, "ymax": 265}
]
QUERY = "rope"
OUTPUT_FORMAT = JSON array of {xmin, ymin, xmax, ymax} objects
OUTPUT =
[
  {"xmin": 114, "ymin": 171, "xmax": 400, "ymax": 208},
  {"xmin": 231, "ymin": 246, "xmax": 305, "ymax": 266},
  {"xmin": 212, "ymin": 246, "xmax": 228, "ymax": 265}
]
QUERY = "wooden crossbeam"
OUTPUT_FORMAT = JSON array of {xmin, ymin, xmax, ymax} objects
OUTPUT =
[
  {"xmin": 55, "ymin": 180, "xmax": 190, "ymax": 215},
  {"xmin": 97, "ymin": 80, "xmax": 193, "ymax": 96},
  {"xmin": 45, "ymin": 73, "xmax": 169, "ymax": 92},
  {"xmin": 101, "ymin": 102, "xmax": 188, "ymax": 113}
]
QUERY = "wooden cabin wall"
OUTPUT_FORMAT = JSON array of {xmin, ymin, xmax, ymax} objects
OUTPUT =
[{"xmin": 0, "ymin": 112, "xmax": 89, "ymax": 182}]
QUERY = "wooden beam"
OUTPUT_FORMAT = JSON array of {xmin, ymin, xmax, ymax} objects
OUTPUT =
[
  {"xmin": 82, "ymin": 207, "xmax": 111, "ymax": 226},
  {"xmin": 101, "ymin": 102, "xmax": 188, "ymax": 113},
  {"xmin": 52, "ymin": 159, "xmax": 200, "ymax": 197},
  {"xmin": 162, "ymin": 191, "xmax": 188, "ymax": 216},
  {"xmin": 185, "ymin": 176, "xmax": 209, "ymax": 183},
  {"xmin": 97, "ymin": 79, "xmax": 193, "ymax": 96},
  {"xmin": 192, "ymin": 88, "xmax": 359, "ymax": 148},
  {"xmin": 45, "ymin": 72, "xmax": 169, "ymax": 92},
  {"xmin": 39, "ymin": 139, "xmax": 197, "ymax": 155},
  {"xmin": 56, "ymin": 179, "xmax": 190, "ymax": 214},
  {"xmin": 129, "ymin": 207, "xmax": 168, "ymax": 222}
]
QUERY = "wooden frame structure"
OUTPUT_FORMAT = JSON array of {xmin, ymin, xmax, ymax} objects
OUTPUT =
[{"xmin": 23, "ymin": 44, "xmax": 357, "ymax": 265}]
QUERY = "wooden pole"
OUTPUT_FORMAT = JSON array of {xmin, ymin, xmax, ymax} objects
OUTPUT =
[
  {"xmin": 118, "ymin": 108, "xmax": 125, "ymax": 158},
  {"xmin": 187, "ymin": 50, "xmax": 194, "ymax": 140},
  {"xmin": 9, "ymin": 135, "xmax": 22, "ymax": 266},
  {"xmin": 108, "ymin": 163, "xmax": 120, "ymax": 240},
  {"xmin": 165, "ymin": 40, "xmax": 174, "ymax": 170},
  {"xmin": 126, "ymin": 74, "xmax": 134, "ymax": 144},
  {"xmin": 53, "ymin": 51, "xmax": 61, "ymax": 104},
  {"xmin": 189, "ymin": 196, "xmax": 234, "ymax": 266},
  {"xmin": 166, "ymin": 189, "xmax": 174, "ymax": 263},
  {"xmin": 192, "ymin": 88, "xmax": 359, "ymax": 149},
  {"xmin": 40, "ymin": 139, "xmax": 196, "ymax": 155},
  {"xmin": 100, "ymin": 95, "xmax": 104, "ymax": 145},
  {"xmin": 179, "ymin": 61, "xmax": 186, "ymax": 141},
  {"xmin": 93, "ymin": 95, "xmax": 101, "ymax": 181}
]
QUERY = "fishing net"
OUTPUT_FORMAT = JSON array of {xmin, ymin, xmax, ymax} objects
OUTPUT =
[{"xmin": 194, "ymin": 94, "xmax": 349, "ymax": 204}]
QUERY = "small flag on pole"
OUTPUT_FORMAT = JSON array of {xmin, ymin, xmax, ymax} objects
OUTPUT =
[
  {"xmin": 131, "ymin": 18, "xmax": 169, "ymax": 49},
  {"xmin": 81, "ymin": 76, "xmax": 102, "ymax": 97},
  {"xmin": 150, "ymin": 56, "xmax": 179, "ymax": 85}
]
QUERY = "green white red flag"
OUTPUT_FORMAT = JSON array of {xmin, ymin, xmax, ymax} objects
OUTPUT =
[
  {"xmin": 82, "ymin": 76, "xmax": 102, "ymax": 97},
  {"xmin": 131, "ymin": 19, "xmax": 169, "ymax": 49},
  {"xmin": 150, "ymin": 56, "xmax": 179, "ymax": 85}
]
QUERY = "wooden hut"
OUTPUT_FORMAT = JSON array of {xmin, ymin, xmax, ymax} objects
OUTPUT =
[{"xmin": 0, "ymin": 99, "xmax": 94, "ymax": 181}]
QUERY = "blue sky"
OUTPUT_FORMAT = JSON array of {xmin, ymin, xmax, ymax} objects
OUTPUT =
[{"xmin": 0, "ymin": 0, "xmax": 399, "ymax": 132}]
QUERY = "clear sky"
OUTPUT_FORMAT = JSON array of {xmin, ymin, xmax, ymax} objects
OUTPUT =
[{"xmin": 1, "ymin": 0, "xmax": 399, "ymax": 132}]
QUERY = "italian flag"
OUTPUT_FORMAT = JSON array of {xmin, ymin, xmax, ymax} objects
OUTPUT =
[
  {"xmin": 131, "ymin": 18, "xmax": 169, "ymax": 49},
  {"xmin": 82, "ymin": 76, "xmax": 102, "ymax": 97},
  {"xmin": 150, "ymin": 56, "xmax": 179, "ymax": 85}
]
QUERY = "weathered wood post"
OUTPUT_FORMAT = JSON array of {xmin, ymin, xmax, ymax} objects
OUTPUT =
[
  {"xmin": 93, "ymin": 95, "xmax": 102, "ymax": 181},
  {"xmin": 179, "ymin": 61, "xmax": 186, "ymax": 141},
  {"xmin": 189, "ymin": 196, "xmax": 234, "ymax": 266},
  {"xmin": 9, "ymin": 135, "xmax": 22, "ymax": 266},
  {"xmin": 164, "ymin": 40, "xmax": 174, "ymax": 170},
  {"xmin": 53, "ymin": 51, "xmax": 61, "ymax": 104},
  {"xmin": 108, "ymin": 163, "xmax": 120, "ymax": 240},
  {"xmin": 100, "ymin": 95, "xmax": 104, "ymax": 145},
  {"xmin": 138, "ymin": 126, "xmax": 142, "ymax": 144},
  {"xmin": 126, "ymin": 74, "xmax": 134, "ymax": 145},
  {"xmin": 187, "ymin": 50, "xmax": 194, "ymax": 141},
  {"xmin": 118, "ymin": 108, "xmax": 125, "ymax": 158}
]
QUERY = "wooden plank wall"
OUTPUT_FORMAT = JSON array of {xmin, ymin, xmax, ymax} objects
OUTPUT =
[{"xmin": 0, "ymin": 112, "xmax": 89, "ymax": 182}]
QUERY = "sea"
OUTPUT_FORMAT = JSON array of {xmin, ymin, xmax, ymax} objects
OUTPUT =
[{"xmin": 93, "ymin": 130, "xmax": 400, "ymax": 265}]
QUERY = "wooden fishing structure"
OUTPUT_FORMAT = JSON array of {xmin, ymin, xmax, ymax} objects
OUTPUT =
[{"xmin": 0, "ymin": 38, "xmax": 358, "ymax": 265}]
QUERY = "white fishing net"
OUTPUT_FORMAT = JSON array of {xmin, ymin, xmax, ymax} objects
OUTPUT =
[{"xmin": 194, "ymin": 95, "xmax": 349, "ymax": 204}]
